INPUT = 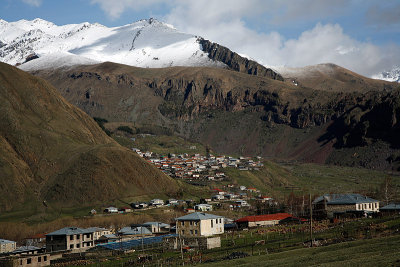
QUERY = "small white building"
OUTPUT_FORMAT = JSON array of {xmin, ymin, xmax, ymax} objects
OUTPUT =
[
  {"xmin": 195, "ymin": 204, "xmax": 213, "ymax": 211},
  {"xmin": 104, "ymin": 207, "xmax": 118, "ymax": 213},
  {"xmin": 150, "ymin": 199, "xmax": 164, "ymax": 206}
]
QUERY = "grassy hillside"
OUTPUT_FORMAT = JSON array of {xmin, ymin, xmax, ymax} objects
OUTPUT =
[
  {"xmin": 0, "ymin": 62, "xmax": 180, "ymax": 214},
  {"xmin": 220, "ymin": 161, "xmax": 400, "ymax": 200}
]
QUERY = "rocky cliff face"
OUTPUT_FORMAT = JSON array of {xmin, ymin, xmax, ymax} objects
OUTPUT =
[
  {"xmin": 33, "ymin": 62, "xmax": 400, "ymax": 169},
  {"xmin": 198, "ymin": 38, "xmax": 284, "ymax": 81},
  {"xmin": 320, "ymin": 91, "xmax": 400, "ymax": 149}
]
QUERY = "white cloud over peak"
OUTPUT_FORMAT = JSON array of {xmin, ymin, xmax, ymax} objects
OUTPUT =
[
  {"xmin": 21, "ymin": 0, "xmax": 42, "ymax": 7},
  {"xmin": 90, "ymin": 0, "xmax": 400, "ymax": 76},
  {"xmin": 90, "ymin": 0, "xmax": 167, "ymax": 19}
]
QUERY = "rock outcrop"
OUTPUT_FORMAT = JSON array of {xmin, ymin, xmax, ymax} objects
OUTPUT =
[{"xmin": 198, "ymin": 38, "xmax": 284, "ymax": 81}]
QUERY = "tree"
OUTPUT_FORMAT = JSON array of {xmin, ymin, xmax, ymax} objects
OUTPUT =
[{"xmin": 380, "ymin": 177, "xmax": 396, "ymax": 205}]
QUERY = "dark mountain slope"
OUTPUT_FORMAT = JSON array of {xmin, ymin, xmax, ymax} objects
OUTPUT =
[
  {"xmin": 0, "ymin": 62, "xmax": 179, "ymax": 212},
  {"xmin": 32, "ymin": 62, "xmax": 400, "ymax": 170}
]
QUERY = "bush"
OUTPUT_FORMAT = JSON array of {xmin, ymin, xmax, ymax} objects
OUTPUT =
[{"xmin": 117, "ymin": 126, "xmax": 134, "ymax": 135}]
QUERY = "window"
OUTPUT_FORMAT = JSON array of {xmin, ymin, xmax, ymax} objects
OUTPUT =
[
  {"xmin": 70, "ymin": 235, "xmax": 74, "ymax": 240},
  {"xmin": 38, "ymin": 257, "xmax": 42, "ymax": 262},
  {"xmin": 195, "ymin": 230, "xmax": 198, "ymax": 235},
  {"xmin": 70, "ymin": 244, "xmax": 74, "ymax": 249},
  {"xmin": 27, "ymin": 258, "xmax": 32, "ymax": 264},
  {"xmin": 190, "ymin": 230, "xmax": 193, "ymax": 235},
  {"xmin": 211, "ymin": 220, "xmax": 214, "ymax": 228},
  {"xmin": 44, "ymin": 256, "xmax": 47, "ymax": 261},
  {"xmin": 190, "ymin": 221, "xmax": 193, "ymax": 225},
  {"xmin": 181, "ymin": 230, "xmax": 185, "ymax": 235},
  {"xmin": 77, "ymin": 234, "xmax": 80, "ymax": 240},
  {"xmin": 77, "ymin": 244, "xmax": 80, "ymax": 248}
]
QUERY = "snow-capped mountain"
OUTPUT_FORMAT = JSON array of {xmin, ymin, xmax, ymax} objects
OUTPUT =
[
  {"xmin": 372, "ymin": 66, "xmax": 400, "ymax": 83},
  {"xmin": 0, "ymin": 18, "xmax": 225, "ymax": 70}
]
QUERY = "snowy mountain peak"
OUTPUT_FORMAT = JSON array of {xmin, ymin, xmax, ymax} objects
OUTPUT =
[
  {"xmin": 0, "ymin": 18, "xmax": 224, "ymax": 70},
  {"xmin": 372, "ymin": 66, "xmax": 400, "ymax": 83}
]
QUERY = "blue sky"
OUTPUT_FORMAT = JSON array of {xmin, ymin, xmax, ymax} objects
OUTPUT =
[{"xmin": 1, "ymin": 0, "xmax": 400, "ymax": 76}]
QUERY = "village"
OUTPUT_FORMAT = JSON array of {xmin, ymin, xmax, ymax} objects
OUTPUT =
[
  {"xmin": 133, "ymin": 148, "xmax": 264, "ymax": 181},
  {"xmin": 0, "ymin": 142, "xmax": 399, "ymax": 266},
  {"xmin": 1, "ymin": 146, "xmax": 400, "ymax": 266}
]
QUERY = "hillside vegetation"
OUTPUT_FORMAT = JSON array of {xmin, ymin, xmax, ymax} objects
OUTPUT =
[{"xmin": 0, "ymin": 62, "xmax": 179, "ymax": 213}]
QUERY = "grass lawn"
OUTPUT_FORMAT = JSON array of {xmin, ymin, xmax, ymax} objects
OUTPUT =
[{"xmin": 203, "ymin": 234, "xmax": 400, "ymax": 267}]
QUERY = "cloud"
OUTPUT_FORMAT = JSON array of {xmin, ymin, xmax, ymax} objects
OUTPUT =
[
  {"xmin": 366, "ymin": 3, "xmax": 400, "ymax": 30},
  {"xmin": 91, "ymin": 0, "xmax": 400, "ymax": 76},
  {"xmin": 90, "ymin": 0, "xmax": 168, "ymax": 19},
  {"xmin": 21, "ymin": 0, "xmax": 42, "ymax": 7}
]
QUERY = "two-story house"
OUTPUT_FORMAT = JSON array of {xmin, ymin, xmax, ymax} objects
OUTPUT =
[
  {"xmin": 176, "ymin": 212, "xmax": 224, "ymax": 237},
  {"xmin": 313, "ymin": 193, "xmax": 379, "ymax": 218},
  {"xmin": 46, "ymin": 227, "xmax": 95, "ymax": 252}
]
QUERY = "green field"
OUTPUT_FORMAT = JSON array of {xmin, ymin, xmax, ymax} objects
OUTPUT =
[{"xmin": 204, "ymin": 234, "xmax": 400, "ymax": 267}]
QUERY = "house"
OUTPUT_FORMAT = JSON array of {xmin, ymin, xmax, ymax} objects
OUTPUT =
[
  {"xmin": 212, "ymin": 195, "xmax": 224, "ymax": 201},
  {"xmin": 140, "ymin": 222, "xmax": 170, "ymax": 233},
  {"xmin": 0, "ymin": 246, "xmax": 50, "ymax": 267},
  {"xmin": 212, "ymin": 188, "xmax": 226, "ymax": 195},
  {"xmin": 313, "ymin": 193, "xmax": 380, "ymax": 218},
  {"xmin": 194, "ymin": 204, "xmax": 213, "ymax": 212},
  {"xmin": 104, "ymin": 207, "xmax": 118, "ymax": 213},
  {"xmin": 235, "ymin": 200, "xmax": 250, "ymax": 207},
  {"xmin": 25, "ymin": 233, "xmax": 46, "ymax": 247},
  {"xmin": 119, "ymin": 207, "xmax": 132, "ymax": 213},
  {"xmin": 167, "ymin": 199, "xmax": 179, "ymax": 205},
  {"xmin": 118, "ymin": 226, "xmax": 152, "ymax": 238},
  {"xmin": 247, "ymin": 187, "xmax": 259, "ymax": 193},
  {"xmin": 258, "ymin": 196, "xmax": 273, "ymax": 202},
  {"xmin": 85, "ymin": 227, "xmax": 111, "ymax": 241},
  {"xmin": 176, "ymin": 212, "xmax": 224, "ymax": 237},
  {"xmin": 97, "ymin": 234, "xmax": 119, "ymax": 244},
  {"xmin": 150, "ymin": 199, "xmax": 164, "ymax": 206},
  {"xmin": 380, "ymin": 203, "xmax": 400, "ymax": 215},
  {"xmin": 46, "ymin": 227, "xmax": 95, "ymax": 252},
  {"xmin": 235, "ymin": 213, "xmax": 293, "ymax": 228},
  {"xmin": 0, "ymin": 239, "xmax": 17, "ymax": 253}
]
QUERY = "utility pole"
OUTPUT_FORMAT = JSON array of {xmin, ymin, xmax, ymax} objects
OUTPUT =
[{"xmin": 309, "ymin": 193, "xmax": 313, "ymax": 247}]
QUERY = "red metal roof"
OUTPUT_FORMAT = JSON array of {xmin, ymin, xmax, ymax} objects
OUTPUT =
[
  {"xmin": 27, "ymin": 233, "xmax": 47, "ymax": 239},
  {"xmin": 235, "ymin": 213, "xmax": 292, "ymax": 223}
]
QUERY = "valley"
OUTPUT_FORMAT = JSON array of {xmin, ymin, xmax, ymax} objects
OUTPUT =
[{"xmin": 1, "ymin": 13, "xmax": 400, "ymax": 266}]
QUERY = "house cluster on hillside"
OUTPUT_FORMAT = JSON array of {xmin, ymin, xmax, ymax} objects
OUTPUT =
[{"xmin": 133, "ymin": 149, "xmax": 263, "ymax": 181}]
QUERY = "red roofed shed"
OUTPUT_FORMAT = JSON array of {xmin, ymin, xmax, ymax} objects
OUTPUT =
[{"xmin": 235, "ymin": 213, "xmax": 293, "ymax": 228}]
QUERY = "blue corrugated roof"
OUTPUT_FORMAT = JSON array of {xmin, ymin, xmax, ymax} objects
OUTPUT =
[
  {"xmin": 176, "ymin": 212, "xmax": 223, "ymax": 221},
  {"xmin": 313, "ymin": 194, "xmax": 378, "ymax": 205},
  {"xmin": 96, "ymin": 234, "xmax": 177, "ymax": 251},
  {"xmin": 380, "ymin": 203, "xmax": 400, "ymax": 210}
]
